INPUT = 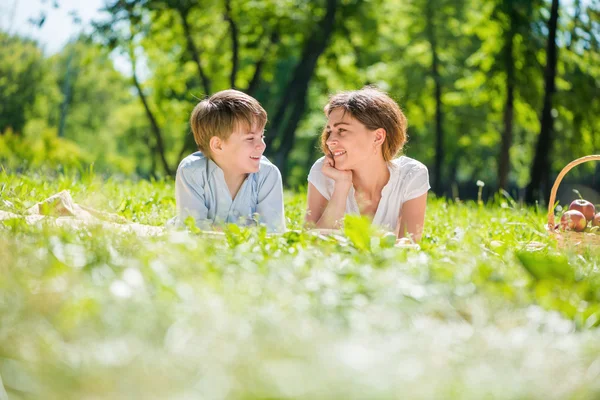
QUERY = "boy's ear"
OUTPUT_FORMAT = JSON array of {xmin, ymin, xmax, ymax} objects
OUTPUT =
[
  {"xmin": 373, "ymin": 128, "xmax": 386, "ymax": 146},
  {"xmin": 209, "ymin": 136, "xmax": 222, "ymax": 153}
]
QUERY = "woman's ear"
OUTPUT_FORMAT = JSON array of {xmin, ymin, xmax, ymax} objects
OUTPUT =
[
  {"xmin": 373, "ymin": 128, "xmax": 386, "ymax": 146},
  {"xmin": 209, "ymin": 136, "xmax": 222, "ymax": 153}
]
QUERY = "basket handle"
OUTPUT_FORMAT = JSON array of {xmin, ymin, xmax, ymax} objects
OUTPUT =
[{"xmin": 547, "ymin": 155, "xmax": 600, "ymax": 229}]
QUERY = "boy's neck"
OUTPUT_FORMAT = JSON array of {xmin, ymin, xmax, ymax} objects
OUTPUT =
[
  {"xmin": 223, "ymin": 171, "xmax": 248, "ymax": 200},
  {"xmin": 212, "ymin": 158, "xmax": 247, "ymax": 199}
]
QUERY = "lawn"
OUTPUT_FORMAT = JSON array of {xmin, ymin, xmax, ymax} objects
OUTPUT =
[{"xmin": 1, "ymin": 170, "xmax": 600, "ymax": 399}]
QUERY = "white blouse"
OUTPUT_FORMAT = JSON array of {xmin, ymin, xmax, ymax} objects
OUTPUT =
[{"xmin": 307, "ymin": 156, "xmax": 430, "ymax": 231}]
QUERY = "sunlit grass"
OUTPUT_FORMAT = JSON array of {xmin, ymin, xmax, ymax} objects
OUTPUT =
[{"xmin": 1, "ymin": 169, "xmax": 600, "ymax": 399}]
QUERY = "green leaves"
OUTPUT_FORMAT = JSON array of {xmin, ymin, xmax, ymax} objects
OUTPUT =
[
  {"xmin": 516, "ymin": 249, "xmax": 575, "ymax": 282},
  {"xmin": 343, "ymin": 214, "xmax": 374, "ymax": 251}
]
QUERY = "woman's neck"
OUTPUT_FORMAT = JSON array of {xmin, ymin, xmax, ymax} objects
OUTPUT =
[{"xmin": 351, "ymin": 157, "xmax": 390, "ymax": 198}]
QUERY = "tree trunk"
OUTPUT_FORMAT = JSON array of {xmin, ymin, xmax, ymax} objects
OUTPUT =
[
  {"xmin": 132, "ymin": 72, "xmax": 173, "ymax": 176},
  {"xmin": 525, "ymin": 0, "xmax": 559, "ymax": 204},
  {"xmin": 178, "ymin": 7, "xmax": 211, "ymax": 95},
  {"xmin": 275, "ymin": 88, "xmax": 308, "ymax": 182},
  {"xmin": 58, "ymin": 48, "xmax": 77, "ymax": 138},
  {"xmin": 246, "ymin": 29, "xmax": 280, "ymax": 96},
  {"xmin": 224, "ymin": 0, "xmax": 239, "ymax": 88},
  {"xmin": 268, "ymin": 0, "xmax": 338, "ymax": 177},
  {"xmin": 498, "ymin": 0, "xmax": 516, "ymax": 191},
  {"xmin": 426, "ymin": 0, "xmax": 444, "ymax": 196},
  {"xmin": 304, "ymin": 134, "xmax": 321, "ymax": 172}
]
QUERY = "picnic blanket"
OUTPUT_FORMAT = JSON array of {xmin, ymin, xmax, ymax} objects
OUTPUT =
[
  {"xmin": 0, "ymin": 191, "xmax": 423, "ymax": 248},
  {"xmin": 0, "ymin": 190, "xmax": 164, "ymax": 236}
]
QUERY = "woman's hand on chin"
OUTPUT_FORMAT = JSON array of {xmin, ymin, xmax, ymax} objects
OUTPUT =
[{"xmin": 322, "ymin": 155, "xmax": 352, "ymax": 185}]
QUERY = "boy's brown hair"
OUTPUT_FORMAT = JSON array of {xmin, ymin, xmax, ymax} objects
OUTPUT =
[
  {"xmin": 321, "ymin": 86, "xmax": 408, "ymax": 162},
  {"xmin": 190, "ymin": 89, "xmax": 267, "ymax": 158}
]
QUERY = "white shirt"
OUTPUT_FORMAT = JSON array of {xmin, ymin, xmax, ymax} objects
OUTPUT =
[
  {"xmin": 175, "ymin": 151, "xmax": 286, "ymax": 232},
  {"xmin": 307, "ymin": 156, "xmax": 430, "ymax": 231}
]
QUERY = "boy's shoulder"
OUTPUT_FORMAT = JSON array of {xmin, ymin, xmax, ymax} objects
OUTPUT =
[
  {"xmin": 178, "ymin": 151, "xmax": 209, "ymax": 172},
  {"xmin": 255, "ymin": 156, "xmax": 282, "ymax": 182},
  {"xmin": 258, "ymin": 155, "xmax": 278, "ymax": 172}
]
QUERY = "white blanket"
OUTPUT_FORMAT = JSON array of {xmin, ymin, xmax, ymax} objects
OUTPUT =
[{"xmin": 0, "ymin": 190, "xmax": 164, "ymax": 236}]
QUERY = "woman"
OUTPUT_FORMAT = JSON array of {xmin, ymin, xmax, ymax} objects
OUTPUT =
[{"xmin": 305, "ymin": 87, "xmax": 430, "ymax": 242}]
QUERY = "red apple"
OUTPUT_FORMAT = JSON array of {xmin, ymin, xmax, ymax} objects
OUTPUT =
[
  {"xmin": 560, "ymin": 210, "xmax": 587, "ymax": 232},
  {"xmin": 569, "ymin": 199, "xmax": 596, "ymax": 222},
  {"xmin": 593, "ymin": 213, "xmax": 600, "ymax": 227}
]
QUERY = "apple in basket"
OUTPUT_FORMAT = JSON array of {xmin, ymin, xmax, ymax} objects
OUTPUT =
[
  {"xmin": 569, "ymin": 199, "xmax": 596, "ymax": 222},
  {"xmin": 593, "ymin": 213, "xmax": 600, "ymax": 227},
  {"xmin": 560, "ymin": 210, "xmax": 587, "ymax": 232}
]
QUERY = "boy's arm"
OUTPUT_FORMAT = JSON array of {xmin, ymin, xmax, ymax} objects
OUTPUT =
[
  {"xmin": 255, "ymin": 166, "xmax": 286, "ymax": 232},
  {"xmin": 175, "ymin": 166, "xmax": 211, "ymax": 229}
]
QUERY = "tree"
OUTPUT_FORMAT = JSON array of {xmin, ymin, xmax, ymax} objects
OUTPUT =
[
  {"xmin": 266, "ymin": 0, "xmax": 339, "ymax": 179},
  {"xmin": 97, "ymin": 0, "xmax": 354, "ymax": 180},
  {"xmin": 0, "ymin": 33, "xmax": 46, "ymax": 135},
  {"xmin": 525, "ymin": 0, "xmax": 560, "ymax": 204},
  {"xmin": 385, "ymin": 0, "xmax": 470, "ymax": 196},
  {"xmin": 497, "ymin": 0, "xmax": 517, "ymax": 191}
]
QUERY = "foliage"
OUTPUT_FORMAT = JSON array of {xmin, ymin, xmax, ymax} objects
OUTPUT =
[
  {"xmin": 0, "ymin": 33, "xmax": 50, "ymax": 135},
  {"xmin": 2, "ymin": 0, "xmax": 600, "ymax": 193},
  {"xmin": 0, "ymin": 32, "xmax": 148, "ymax": 177},
  {"xmin": 0, "ymin": 128, "xmax": 92, "ymax": 173}
]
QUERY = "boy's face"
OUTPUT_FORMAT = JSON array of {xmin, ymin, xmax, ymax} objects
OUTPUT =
[{"xmin": 218, "ymin": 121, "xmax": 266, "ymax": 175}]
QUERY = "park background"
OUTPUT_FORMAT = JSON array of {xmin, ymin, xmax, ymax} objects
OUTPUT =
[{"xmin": 2, "ymin": 0, "xmax": 599, "ymax": 203}]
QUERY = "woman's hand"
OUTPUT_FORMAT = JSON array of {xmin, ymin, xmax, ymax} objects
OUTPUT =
[
  {"xmin": 322, "ymin": 155, "xmax": 352, "ymax": 185},
  {"xmin": 305, "ymin": 156, "xmax": 353, "ymax": 229}
]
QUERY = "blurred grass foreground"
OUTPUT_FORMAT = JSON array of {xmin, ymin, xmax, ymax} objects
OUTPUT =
[
  {"xmin": 3, "ymin": 0, "xmax": 600, "ymax": 396},
  {"xmin": 1, "ymin": 170, "xmax": 600, "ymax": 399}
]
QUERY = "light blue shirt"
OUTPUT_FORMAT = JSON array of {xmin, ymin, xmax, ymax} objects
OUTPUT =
[{"xmin": 175, "ymin": 151, "xmax": 286, "ymax": 232}]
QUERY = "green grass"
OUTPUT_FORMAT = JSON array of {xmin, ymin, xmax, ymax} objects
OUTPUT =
[{"xmin": 1, "ymin": 169, "xmax": 600, "ymax": 399}]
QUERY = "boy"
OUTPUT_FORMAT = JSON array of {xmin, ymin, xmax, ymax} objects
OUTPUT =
[{"xmin": 175, "ymin": 89, "xmax": 285, "ymax": 232}]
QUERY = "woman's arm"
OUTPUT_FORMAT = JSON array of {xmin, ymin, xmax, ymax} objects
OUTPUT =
[
  {"xmin": 305, "ymin": 182, "xmax": 351, "ymax": 229},
  {"xmin": 395, "ymin": 193, "xmax": 427, "ymax": 242}
]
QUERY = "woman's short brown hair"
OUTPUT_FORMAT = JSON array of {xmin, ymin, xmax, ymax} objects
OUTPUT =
[
  {"xmin": 320, "ymin": 87, "xmax": 408, "ymax": 162},
  {"xmin": 190, "ymin": 89, "xmax": 267, "ymax": 158}
]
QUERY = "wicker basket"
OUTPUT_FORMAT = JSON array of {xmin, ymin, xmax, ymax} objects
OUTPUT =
[{"xmin": 547, "ymin": 155, "xmax": 600, "ymax": 248}]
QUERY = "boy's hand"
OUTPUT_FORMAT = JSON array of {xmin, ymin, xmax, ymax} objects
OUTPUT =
[{"xmin": 322, "ymin": 155, "xmax": 352, "ymax": 186}]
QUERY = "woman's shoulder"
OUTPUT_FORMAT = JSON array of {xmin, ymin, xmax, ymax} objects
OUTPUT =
[
  {"xmin": 389, "ymin": 156, "xmax": 430, "ymax": 189},
  {"xmin": 307, "ymin": 156, "xmax": 333, "ymax": 197},
  {"xmin": 391, "ymin": 155, "xmax": 428, "ymax": 172},
  {"xmin": 308, "ymin": 156, "xmax": 329, "ymax": 181},
  {"xmin": 310, "ymin": 156, "xmax": 327, "ymax": 171}
]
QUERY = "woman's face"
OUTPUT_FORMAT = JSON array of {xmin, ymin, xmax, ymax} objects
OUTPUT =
[{"xmin": 325, "ymin": 108, "xmax": 381, "ymax": 170}]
